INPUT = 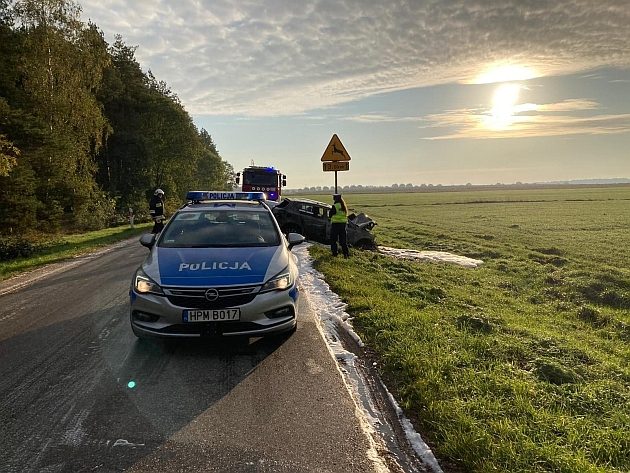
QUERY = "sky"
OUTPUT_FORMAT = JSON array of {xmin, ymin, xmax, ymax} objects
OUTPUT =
[{"xmin": 79, "ymin": 0, "xmax": 630, "ymax": 189}]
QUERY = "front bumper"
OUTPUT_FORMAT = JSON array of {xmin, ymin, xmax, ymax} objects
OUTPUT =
[{"xmin": 130, "ymin": 285, "xmax": 298, "ymax": 339}]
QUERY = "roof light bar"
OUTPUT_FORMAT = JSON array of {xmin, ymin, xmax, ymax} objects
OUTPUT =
[{"xmin": 186, "ymin": 191, "xmax": 267, "ymax": 202}]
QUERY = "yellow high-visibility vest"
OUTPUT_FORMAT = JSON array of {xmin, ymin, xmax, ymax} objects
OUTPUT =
[{"xmin": 330, "ymin": 202, "xmax": 347, "ymax": 223}]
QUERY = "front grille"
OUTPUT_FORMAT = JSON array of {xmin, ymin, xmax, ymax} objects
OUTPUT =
[{"xmin": 165, "ymin": 284, "xmax": 259, "ymax": 309}]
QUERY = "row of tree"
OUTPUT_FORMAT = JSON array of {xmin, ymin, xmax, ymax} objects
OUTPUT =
[
  {"xmin": 287, "ymin": 181, "xmax": 630, "ymax": 195},
  {"xmin": 0, "ymin": 0, "xmax": 234, "ymax": 235}
]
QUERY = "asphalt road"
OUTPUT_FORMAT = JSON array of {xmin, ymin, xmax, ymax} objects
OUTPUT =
[{"xmin": 0, "ymin": 239, "xmax": 391, "ymax": 473}]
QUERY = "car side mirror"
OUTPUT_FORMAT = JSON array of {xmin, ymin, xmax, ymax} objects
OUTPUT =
[
  {"xmin": 139, "ymin": 233, "xmax": 156, "ymax": 249},
  {"xmin": 287, "ymin": 232, "xmax": 305, "ymax": 250}
]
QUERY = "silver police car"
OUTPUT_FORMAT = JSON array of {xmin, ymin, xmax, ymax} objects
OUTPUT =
[{"xmin": 130, "ymin": 191, "xmax": 305, "ymax": 339}]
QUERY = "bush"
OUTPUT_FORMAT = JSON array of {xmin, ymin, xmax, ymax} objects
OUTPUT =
[
  {"xmin": 0, "ymin": 237, "xmax": 43, "ymax": 261},
  {"xmin": 72, "ymin": 190, "xmax": 117, "ymax": 231}
]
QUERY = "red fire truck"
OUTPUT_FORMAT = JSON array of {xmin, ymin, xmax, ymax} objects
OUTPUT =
[{"xmin": 236, "ymin": 166, "xmax": 286, "ymax": 202}]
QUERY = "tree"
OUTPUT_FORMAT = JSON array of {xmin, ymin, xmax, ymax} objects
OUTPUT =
[
  {"xmin": 0, "ymin": 134, "xmax": 18, "ymax": 176},
  {"xmin": 1, "ymin": 7, "xmax": 234, "ymax": 234},
  {"xmin": 11, "ymin": 0, "xmax": 111, "ymax": 229},
  {"xmin": 0, "ymin": 1, "xmax": 20, "ymax": 177},
  {"xmin": 95, "ymin": 35, "xmax": 149, "ymax": 211},
  {"xmin": 195, "ymin": 128, "xmax": 233, "ymax": 190}
]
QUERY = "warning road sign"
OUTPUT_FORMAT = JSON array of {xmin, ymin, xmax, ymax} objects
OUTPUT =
[{"xmin": 321, "ymin": 134, "xmax": 351, "ymax": 162}]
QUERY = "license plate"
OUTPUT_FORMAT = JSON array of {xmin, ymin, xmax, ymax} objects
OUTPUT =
[{"xmin": 183, "ymin": 308, "xmax": 240, "ymax": 322}]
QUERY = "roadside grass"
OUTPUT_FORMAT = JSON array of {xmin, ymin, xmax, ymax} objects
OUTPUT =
[
  {"xmin": 0, "ymin": 224, "xmax": 150, "ymax": 282},
  {"xmin": 305, "ymin": 186, "xmax": 630, "ymax": 473}
]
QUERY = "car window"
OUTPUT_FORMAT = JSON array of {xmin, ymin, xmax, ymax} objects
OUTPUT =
[
  {"xmin": 159, "ymin": 209, "xmax": 280, "ymax": 248},
  {"xmin": 298, "ymin": 203, "xmax": 312, "ymax": 214},
  {"xmin": 295, "ymin": 202, "xmax": 327, "ymax": 218},
  {"xmin": 315, "ymin": 206, "xmax": 329, "ymax": 218}
]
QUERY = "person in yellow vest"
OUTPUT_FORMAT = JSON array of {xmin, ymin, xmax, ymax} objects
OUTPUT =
[{"xmin": 328, "ymin": 194, "xmax": 350, "ymax": 258}]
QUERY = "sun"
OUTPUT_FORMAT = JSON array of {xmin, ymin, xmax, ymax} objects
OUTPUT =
[
  {"xmin": 472, "ymin": 64, "xmax": 540, "ymax": 131},
  {"xmin": 485, "ymin": 83, "xmax": 520, "ymax": 130}
]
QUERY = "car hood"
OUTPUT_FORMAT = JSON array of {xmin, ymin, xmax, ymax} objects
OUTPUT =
[
  {"xmin": 143, "ymin": 245, "xmax": 287, "ymax": 286},
  {"xmin": 348, "ymin": 212, "xmax": 376, "ymax": 230}
]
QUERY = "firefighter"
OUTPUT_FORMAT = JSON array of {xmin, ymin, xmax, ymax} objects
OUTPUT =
[
  {"xmin": 149, "ymin": 188, "xmax": 166, "ymax": 233},
  {"xmin": 328, "ymin": 194, "xmax": 349, "ymax": 258}
]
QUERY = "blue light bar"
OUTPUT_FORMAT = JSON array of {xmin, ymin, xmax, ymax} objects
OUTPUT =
[{"xmin": 186, "ymin": 191, "xmax": 267, "ymax": 202}]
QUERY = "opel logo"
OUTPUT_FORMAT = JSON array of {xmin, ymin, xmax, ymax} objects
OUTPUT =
[{"xmin": 204, "ymin": 288, "xmax": 219, "ymax": 301}]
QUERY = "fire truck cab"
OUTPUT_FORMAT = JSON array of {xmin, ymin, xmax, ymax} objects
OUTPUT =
[{"xmin": 236, "ymin": 166, "xmax": 286, "ymax": 202}]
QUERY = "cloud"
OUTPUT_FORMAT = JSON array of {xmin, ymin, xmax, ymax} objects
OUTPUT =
[
  {"xmin": 535, "ymin": 99, "xmax": 599, "ymax": 112},
  {"xmin": 422, "ymin": 99, "xmax": 630, "ymax": 140},
  {"xmin": 342, "ymin": 114, "xmax": 425, "ymax": 123},
  {"xmin": 79, "ymin": 0, "xmax": 630, "ymax": 116}
]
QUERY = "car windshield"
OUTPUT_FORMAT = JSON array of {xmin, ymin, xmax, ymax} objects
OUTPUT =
[{"xmin": 158, "ymin": 209, "xmax": 281, "ymax": 248}]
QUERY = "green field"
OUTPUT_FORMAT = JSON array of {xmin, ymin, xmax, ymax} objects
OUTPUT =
[{"xmin": 302, "ymin": 187, "xmax": 630, "ymax": 473}]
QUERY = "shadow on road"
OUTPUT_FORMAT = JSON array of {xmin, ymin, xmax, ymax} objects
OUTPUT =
[{"xmin": 0, "ymin": 303, "xmax": 289, "ymax": 472}]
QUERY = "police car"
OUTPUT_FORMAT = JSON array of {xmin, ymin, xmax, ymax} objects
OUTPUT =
[{"xmin": 130, "ymin": 191, "xmax": 305, "ymax": 339}]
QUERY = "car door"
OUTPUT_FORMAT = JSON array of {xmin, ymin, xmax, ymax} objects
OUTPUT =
[{"xmin": 297, "ymin": 202, "xmax": 329, "ymax": 243}]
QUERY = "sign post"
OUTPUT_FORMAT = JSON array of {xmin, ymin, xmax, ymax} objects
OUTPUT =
[{"xmin": 320, "ymin": 134, "xmax": 351, "ymax": 194}]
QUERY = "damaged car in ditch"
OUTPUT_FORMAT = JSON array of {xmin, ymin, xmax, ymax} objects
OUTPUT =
[{"xmin": 271, "ymin": 197, "xmax": 377, "ymax": 249}]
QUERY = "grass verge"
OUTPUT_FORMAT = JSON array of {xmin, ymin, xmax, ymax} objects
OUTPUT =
[
  {"xmin": 0, "ymin": 224, "xmax": 150, "ymax": 282},
  {"xmin": 307, "ymin": 187, "xmax": 629, "ymax": 473}
]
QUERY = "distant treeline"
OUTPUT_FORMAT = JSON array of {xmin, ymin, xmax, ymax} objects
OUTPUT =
[
  {"xmin": 0, "ymin": 0, "xmax": 234, "ymax": 236},
  {"xmin": 287, "ymin": 181, "xmax": 630, "ymax": 195}
]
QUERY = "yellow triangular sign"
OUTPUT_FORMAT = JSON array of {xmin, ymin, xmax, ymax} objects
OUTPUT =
[{"xmin": 321, "ymin": 134, "xmax": 351, "ymax": 162}]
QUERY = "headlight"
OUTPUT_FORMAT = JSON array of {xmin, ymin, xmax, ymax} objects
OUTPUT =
[
  {"xmin": 134, "ymin": 268, "xmax": 164, "ymax": 295},
  {"xmin": 260, "ymin": 268, "xmax": 293, "ymax": 293}
]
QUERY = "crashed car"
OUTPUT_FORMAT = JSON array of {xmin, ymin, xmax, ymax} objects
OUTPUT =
[{"xmin": 271, "ymin": 197, "xmax": 377, "ymax": 249}]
